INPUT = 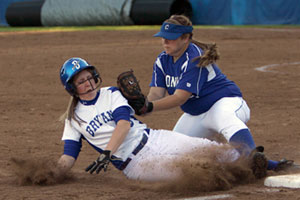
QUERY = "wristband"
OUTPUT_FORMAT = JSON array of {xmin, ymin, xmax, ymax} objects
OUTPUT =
[{"xmin": 147, "ymin": 102, "xmax": 153, "ymax": 113}]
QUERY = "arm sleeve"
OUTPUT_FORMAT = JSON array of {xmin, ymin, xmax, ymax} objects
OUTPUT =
[
  {"xmin": 62, "ymin": 119, "xmax": 82, "ymax": 141},
  {"xmin": 112, "ymin": 106, "xmax": 131, "ymax": 123},
  {"xmin": 61, "ymin": 119, "xmax": 83, "ymax": 159},
  {"xmin": 63, "ymin": 139, "xmax": 82, "ymax": 159}
]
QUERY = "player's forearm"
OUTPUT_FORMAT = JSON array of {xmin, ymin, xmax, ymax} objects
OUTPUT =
[
  {"xmin": 105, "ymin": 120, "xmax": 131, "ymax": 154},
  {"xmin": 147, "ymin": 87, "xmax": 166, "ymax": 101},
  {"xmin": 152, "ymin": 90, "xmax": 190, "ymax": 111},
  {"xmin": 147, "ymin": 92, "xmax": 162, "ymax": 101},
  {"xmin": 56, "ymin": 154, "xmax": 75, "ymax": 175},
  {"xmin": 152, "ymin": 95, "xmax": 182, "ymax": 111}
]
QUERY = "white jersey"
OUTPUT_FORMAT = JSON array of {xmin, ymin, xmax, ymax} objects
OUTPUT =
[
  {"xmin": 61, "ymin": 87, "xmax": 240, "ymax": 181},
  {"xmin": 62, "ymin": 86, "xmax": 147, "ymax": 161}
]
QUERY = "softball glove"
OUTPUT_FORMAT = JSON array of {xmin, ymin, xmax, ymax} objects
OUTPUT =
[{"xmin": 117, "ymin": 70, "xmax": 153, "ymax": 115}]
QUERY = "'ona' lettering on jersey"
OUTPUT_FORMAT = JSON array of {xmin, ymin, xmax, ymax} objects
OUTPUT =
[
  {"xmin": 86, "ymin": 111, "xmax": 113, "ymax": 136},
  {"xmin": 165, "ymin": 75, "xmax": 179, "ymax": 87}
]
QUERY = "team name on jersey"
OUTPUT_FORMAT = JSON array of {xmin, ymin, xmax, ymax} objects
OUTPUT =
[
  {"xmin": 86, "ymin": 111, "xmax": 113, "ymax": 136},
  {"xmin": 165, "ymin": 75, "xmax": 179, "ymax": 87}
]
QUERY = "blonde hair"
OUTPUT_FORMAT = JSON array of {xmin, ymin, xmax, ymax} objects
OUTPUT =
[
  {"xmin": 165, "ymin": 15, "xmax": 220, "ymax": 67},
  {"xmin": 59, "ymin": 96, "xmax": 82, "ymax": 124}
]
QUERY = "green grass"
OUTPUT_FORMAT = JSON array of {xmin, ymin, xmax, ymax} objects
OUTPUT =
[{"xmin": 0, "ymin": 25, "xmax": 299, "ymax": 33}]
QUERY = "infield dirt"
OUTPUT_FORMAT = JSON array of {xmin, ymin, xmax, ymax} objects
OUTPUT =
[{"xmin": 0, "ymin": 27, "xmax": 300, "ymax": 199}]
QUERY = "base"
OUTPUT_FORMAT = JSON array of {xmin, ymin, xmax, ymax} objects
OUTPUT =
[{"xmin": 264, "ymin": 173, "xmax": 300, "ymax": 188}]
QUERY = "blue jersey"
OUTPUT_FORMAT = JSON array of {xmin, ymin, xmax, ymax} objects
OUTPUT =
[{"xmin": 150, "ymin": 43, "xmax": 242, "ymax": 115}]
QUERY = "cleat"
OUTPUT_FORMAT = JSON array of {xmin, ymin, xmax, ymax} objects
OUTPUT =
[
  {"xmin": 274, "ymin": 159, "xmax": 300, "ymax": 172},
  {"xmin": 255, "ymin": 146, "xmax": 264, "ymax": 153},
  {"xmin": 251, "ymin": 152, "xmax": 268, "ymax": 179}
]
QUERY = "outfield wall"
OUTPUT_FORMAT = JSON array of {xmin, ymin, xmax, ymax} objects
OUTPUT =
[
  {"xmin": 0, "ymin": 0, "xmax": 22, "ymax": 26},
  {"xmin": 189, "ymin": 0, "xmax": 300, "ymax": 25},
  {"xmin": 2, "ymin": 0, "xmax": 192, "ymax": 26},
  {"xmin": 1, "ymin": 0, "xmax": 300, "ymax": 26}
]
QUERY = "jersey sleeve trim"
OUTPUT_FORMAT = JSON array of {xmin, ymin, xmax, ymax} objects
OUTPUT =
[
  {"xmin": 155, "ymin": 57, "xmax": 165, "ymax": 76},
  {"xmin": 153, "ymin": 57, "xmax": 165, "ymax": 87},
  {"xmin": 192, "ymin": 43, "xmax": 203, "ymax": 56},
  {"xmin": 179, "ymin": 52, "xmax": 189, "ymax": 81},
  {"xmin": 196, "ymin": 67, "xmax": 203, "ymax": 96},
  {"xmin": 108, "ymin": 86, "xmax": 119, "ymax": 93},
  {"xmin": 63, "ymin": 139, "xmax": 82, "ymax": 159},
  {"xmin": 112, "ymin": 105, "xmax": 131, "ymax": 123}
]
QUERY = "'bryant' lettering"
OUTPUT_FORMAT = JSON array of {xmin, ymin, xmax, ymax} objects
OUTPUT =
[
  {"xmin": 165, "ymin": 75, "xmax": 179, "ymax": 87},
  {"xmin": 86, "ymin": 111, "xmax": 113, "ymax": 136}
]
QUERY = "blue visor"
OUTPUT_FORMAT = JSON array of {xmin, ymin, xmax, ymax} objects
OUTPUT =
[{"xmin": 154, "ymin": 22, "xmax": 193, "ymax": 40}]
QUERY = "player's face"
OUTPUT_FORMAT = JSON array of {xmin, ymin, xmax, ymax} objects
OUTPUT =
[
  {"xmin": 73, "ymin": 69, "xmax": 98, "ymax": 100},
  {"xmin": 161, "ymin": 36, "xmax": 189, "ymax": 58}
]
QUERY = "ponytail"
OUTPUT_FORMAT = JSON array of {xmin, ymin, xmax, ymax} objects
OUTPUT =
[{"xmin": 166, "ymin": 14, "xmax": 220, "ymax": 67}]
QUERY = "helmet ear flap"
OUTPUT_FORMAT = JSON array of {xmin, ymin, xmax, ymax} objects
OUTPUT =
[
  {"xmin": 93, "ymin": 72, "xmax": 99, "ymax": 83},
  {"xmin": 69, "ymin": 81, "xmax": 77, "ymax": 96},
  {"xmin": 92, "ymin": 68, "xmax": 101, "ymax": 84}
]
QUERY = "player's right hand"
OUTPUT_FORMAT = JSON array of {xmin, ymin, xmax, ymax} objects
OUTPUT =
[{"xmin": 85, "ymin": 150, "xmax": 111, "ymax": 174}]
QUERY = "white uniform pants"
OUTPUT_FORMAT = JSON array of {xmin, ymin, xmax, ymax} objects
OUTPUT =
[
  {"xmin": 173, "ymin": 97, "xmax": 250, "ymax": 141},
  {"xmin": 122, "ymin": 129, "xmax": 239, "ymax": 181}
]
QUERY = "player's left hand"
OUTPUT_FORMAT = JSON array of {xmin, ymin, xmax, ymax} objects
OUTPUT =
[
  {"xmin": 129, "ymin": 97, "xmax": 153, "ymax": 115},
  {"xmin": 85, "ymin": 150, "xmax": 111, "ymax": 174},
  {"xmin": 117, "ymin": 70, "xmax": 153, "ymax": 115}
]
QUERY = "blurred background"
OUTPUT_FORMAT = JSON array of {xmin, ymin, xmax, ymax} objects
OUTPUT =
[{"xmin": 1, "ymin": 0, "xmax": 300, "ymax": 27}]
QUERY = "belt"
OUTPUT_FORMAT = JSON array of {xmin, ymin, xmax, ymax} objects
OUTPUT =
[{"xmin": 119, "ymin": 129, "xmax": 150, "ymax": 170}]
